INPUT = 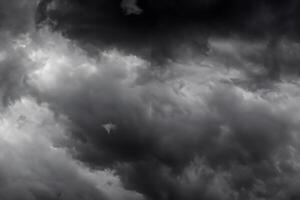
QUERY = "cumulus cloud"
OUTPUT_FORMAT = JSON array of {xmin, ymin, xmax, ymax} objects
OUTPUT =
[
  {"xmin": 1, "ymin": 0, "xmax": 300, "ymax": 200},
  {"xmin": 14, "ymin": 26, "xmax": 300, "ymax": 199},
  {"xmin": 3, "ymin": 24, "xmax": 300, "ymax": 199},
  {"xmin": 0, "ymin": 1, "xmax": 143, "ymax": 199}
]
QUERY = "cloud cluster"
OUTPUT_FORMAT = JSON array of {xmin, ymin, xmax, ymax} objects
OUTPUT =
[
  {"xmin": 0, "ymin": 1, "xmax": 142, "ymax": 199},
  {"xmin": 0, "ymin": 96, "xmax": 144, "ymax": 200},
  {"xmin": 20, "ymin": 27, "xmax": 300, "ymax": 199},
  {"xmin": 1, "ymin": 0, "xmax": 300, "ymax": 200}
]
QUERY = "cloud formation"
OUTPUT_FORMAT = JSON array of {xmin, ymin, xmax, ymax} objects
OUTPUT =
[
  {"xmin": 36, "ymin": 0, "xmax": 300, "ymax": 74},
  {"xmin": 1, "ymin": 0, "xmax": 300, "ymax": 200},
  {"xmin": 21, "ymin": 27, "xmax": 300, "ymax": 199},
  {"xmin": 0, "ymin": 97, "xmax": 106, "ymax": 200},
  {"xmin": 0, "ymin": 1, "xmax": 142, "ymax": 199},
  {"xmin": 121, "ymin": 0, "xmax": 143, "ymax": 15}
]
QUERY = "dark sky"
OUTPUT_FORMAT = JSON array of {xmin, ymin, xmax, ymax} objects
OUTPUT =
[
  {"xmin": 36, "ymin": 0, "xmax": 300, "ymax": 65},
  {"xmin": 1, "ymin": 0, "xmax": 300, "ymax": 200}
]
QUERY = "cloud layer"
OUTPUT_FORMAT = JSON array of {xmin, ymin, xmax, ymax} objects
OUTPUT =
[
  {"xmin": 1, "ymin": 0, "xmax": 300, "ymax": 200},
  {"xmin": 36, "ymin": 0, "xmax": 300, "ymax": 68},
  {"xmin": 22, "ymin": 27, "xmax": 300, "ymax": 199}
]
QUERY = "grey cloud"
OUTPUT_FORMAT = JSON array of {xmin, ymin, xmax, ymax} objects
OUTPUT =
[
  {"xmin": 208, "ymin": 37, "xmax": 300, "ymax": 82},
  {"xmin": 0, "ymin": 0, "xmax": 37, "ymax": 35},
  {"xmin": 0, "ymin": 33, "xmax": 33, "ymax": 108},
  {"xmin": 24, "ymin": 30, "xmax": 300, "ymax": 199},
  {"xmin": 0, "ymin": 98, "xmax": 111, "ymax": 200},
  {"xmin": 2, "ymin": 1, "xmax": 300, "ymax": 200},
  {"xmin": 0, "ymin": 0, "xmax": 38, "ymax": 107},
  {"xmin": 0, "ymin": 2, "xmax": 144, "ymax": 199},
  {"xmin": 121, "ymin": 0, "xmax": 143, "ymax": 15}
]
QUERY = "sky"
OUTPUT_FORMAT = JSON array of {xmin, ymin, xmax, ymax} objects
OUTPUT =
[{"xmin": 1, "ymin": 0, "xmax": 300, "ymax": 199}]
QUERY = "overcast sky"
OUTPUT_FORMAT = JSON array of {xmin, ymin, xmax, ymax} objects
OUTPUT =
[{"xmin": 1, "ymin": 0, "xmax": 300, "ymax": 199}]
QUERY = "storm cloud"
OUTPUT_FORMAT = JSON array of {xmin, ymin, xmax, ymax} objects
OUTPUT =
[
  {"xmin": 36, "ymin": 0, "xmax": 300, "ymax": 72},
  {"xmin": 1, "ymin": 0, "xmax": 300, "ymax": 200},
  {"xmin": 22, "ymin": 27, "xmax": 300, "ymax": 199}
]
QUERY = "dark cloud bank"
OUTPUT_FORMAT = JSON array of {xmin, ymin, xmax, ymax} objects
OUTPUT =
[
  {"xmin": 36, "ymin": 0, "xmax": 300, "ymax": 76},
  {"xmin": 1, "ymin": 0, "xmax": 300, "ymax": 200}
]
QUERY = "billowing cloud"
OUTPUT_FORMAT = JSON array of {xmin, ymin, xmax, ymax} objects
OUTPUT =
[
  {"xmin": 14, "ymin": 26, "xmax": 300, "ymax": 199},
  {"xmin": 1, "ymin": 0, "xmax": 300, "ymax": 200},
  {"xmin": 121, "ymin": 0, "xmax": 143, "ymax": 15},
  {"xmin": 36, "ymin": 0, "xmax": 300, "ymax": 75},
  {"xmin": 0, "ymin": 1, "xmax": 143, "ymax": 199},
  {"xmin": 0, "ymin": 96, "xmax": 144, "ymax": 200}
]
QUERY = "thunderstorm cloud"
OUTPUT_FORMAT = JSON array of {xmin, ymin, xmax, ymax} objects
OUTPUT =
[{"xmin": 1, "ymin": 0, "xmax": 300, "ymax": 200}]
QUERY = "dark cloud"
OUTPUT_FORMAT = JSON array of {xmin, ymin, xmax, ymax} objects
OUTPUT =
[
  {"xmin": 36, "ymin": 0, "xmax": 300, "ymax": 69},
  {"xmin": 0, "ymin": 97, "xmax": 112, "ymax": 200},
  {"xmin": 0, "ymin": 2, "xmax": 143, "ymax": 200},
  {"xmin": 0, "ymin": 0, "xmax": 37, "ymax": 35},
  {"xmin": 1, "ymin": 0, "xmax": 300, "ymax": 200},
  {"xmin": 41, "ymin": 78, "xmax": 300, "ymax": 200},
  {"xmin": 0, "ymin": 0, "xmax": 38, "ymax": 107},
  {"xmin": 24, "ymin": 30, "xmax": 300, "ymax": 199}
]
